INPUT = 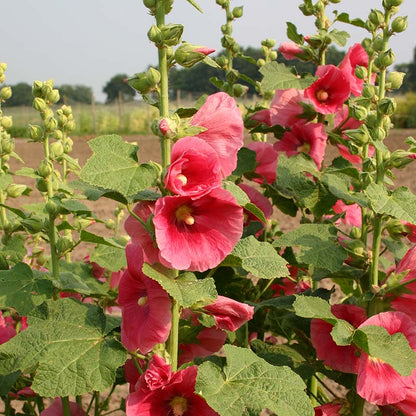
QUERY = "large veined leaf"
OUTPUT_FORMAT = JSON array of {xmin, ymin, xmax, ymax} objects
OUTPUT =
[
  {"xmin": 79, "ymin": 135, "xmax": 159, "ymax": 198},
  {"xmin": 0, "ymin": 263, "xmax": 53, "ymax": 315},
  {"xmin": 0, "ymin": 298, "xmax": 126, "ymax": 397},
  {"xmin": 222, "ymin": 236, "xmax": 288, "ymax": 279},
  {"xmin": 196, "ymin": 345, "xmax": 314, "ymax": 416},
  {"xmin": 260, "ymin": 62, "xmax": 315, "ymax": 91}
]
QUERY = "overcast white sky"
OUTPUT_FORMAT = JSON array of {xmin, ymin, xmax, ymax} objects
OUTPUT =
[{"xmin": 2, "ymin": 0, "xmax": 416, "ymax": 102}]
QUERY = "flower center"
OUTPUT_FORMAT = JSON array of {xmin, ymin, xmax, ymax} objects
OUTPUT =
[
  {"xmin": 316, "ymin": 89, "xmax": 329, "ymax": 102},
  {"xmin": 175, "ymin": 205, "xmax": 195, "ymax": 225},
  {"xmin": 170, "ymin": 396, "xmax": 188, "ymax": 416},
  {"xmin": 176, "ymin": 174, "xmax": 188, "ymax": 186},
  {"xmin": 297, "ymin": 142, "xmax": 311, "ymax": 153},
  {"xmin": 137, "ymin": 296, "xmax": 148, "ymax": 306}
]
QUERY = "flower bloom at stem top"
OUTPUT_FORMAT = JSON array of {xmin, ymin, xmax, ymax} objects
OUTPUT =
[
  {"xmin": 153, "ymin": 188, "xmax": 244, "ymax": 272},
  {"xmin": 190, "ymin": 92, "xmax": 244, "ymax": 178},
  {"xmin": 126, "ymin": 355, "xmax": 218, "ymax": 416}
]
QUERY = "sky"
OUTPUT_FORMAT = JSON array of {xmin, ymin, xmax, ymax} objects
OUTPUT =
[{"xmin": 2, "ymin": 0, "xmax": 416, "ymax": 102}]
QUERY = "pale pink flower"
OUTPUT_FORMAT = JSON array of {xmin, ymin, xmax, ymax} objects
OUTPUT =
[
  {"xmin": 118, "ymin": 245, "xmax": 172, "ymax": 354},
  {"xmin": 356, "ymin": 311, "xmax": 416, "ymax": 405},
  {"xmin": 278, "ymin": 41, "xmax": 304, "ymax": 60},
  {"xmin": 332, "ymin": 200, "xmax": 362, "ymax": 228},
  {"xmin": 127, "ymin": 356, "xmax": 218, "ymax": 416},
  {"xmin": 245, "ymin": 142, "xmax": 278, "ymax": 184},
  {"xmin": 273, "ymin": 121, "xmax": 327, "ymax": 169},
  {"xmin": 153, "ymin": 188, "xmax": 244, "ymax": 272},
  {"xmin": 40, "ymin": 398, "xmax": 84, "ymax": 416},
  {"xmin": 304, "ymin": 65, "xmax": 351, "ymax": 115},
  {"xmin": 165, "ymin": 137, "xmax": 222, "ymax": 197},
  {"xmin": 190, "ymin": 92, "xmax": 244, "ymax": 177},
  {"xmin": 311, "ymin": 303, "xmax": 367, "ymax": 374}
]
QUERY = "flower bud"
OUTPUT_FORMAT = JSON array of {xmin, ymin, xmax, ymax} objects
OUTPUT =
[
  {"xmin": 127, "ymin": 72, "xmax": 152, "ymax": 95},
  {"xmin": 61, "ymin": 105, "xmax": 72, "ymax": 117},
  {"xmin": 216, "ymin": 56, "xmax": 228, "ymax": 68},
  {"xmin": 1, "ymin": 116, "xmax": 12, "ymax": 129},
  {"xmin": 365, "ymin": 19, "xmax": 377, "ymax": 32},
  {"xmin": 41, "ymin": 108, "xmax": 54, "ymax": 121},
  {"xmin": 383, "ymin": 0, "xmax": 403, "ymax": 7},
  {"xmin": 0, "ymin": 86, "xmax": 12, "ymax": 100},
  {"xmin": 32, "ymin": 81, "xmax": 43, "ymax": 97},
  {"xmin": 344, "ymin": 125, "xmax": 371, "ymax": 146},
  {"xmin": 269, "ymin": 50, "xmax": 278, "ymax": 60},
  {"xmin": 232, "ymin": 6, "xmax": 243, "ymax": 18},
  {"xmin": 104, "ymin": 219, "xmax": 116, "ymax": 230},
  {"xmin": 0, "ymin": 63, "xmax": 7, "ymax": 72},
  {"xmin": 391, "ymin": 16, "xmax": 408, "ymax": 32},
  {"xmin": 50, "ymin": 141, "xmax": 64, "ymax": 159},
  {"xmin": 56, "ymin": 236, "xmax": 74, "ymax": 255},
  {"xmin": 299, "ymin": 2, "xmax": 315, "ymax": 16},
  {"xmin": 147, "ymin": 25, "xmax": 163, "ymax": 44},
  {"xmin": 21, "ymin": 216, "xmax": 44, "ymax": 234},
  {"xmin": 66, "ymin": 120, "xmax": 75, "ymax": 132},
  {"xmin": 389, "ymin": 149, "xmax": 415, "ymax": 169},
  {"xmin": 160, "ymin": 23, "xmax": 184, "ymax": 47},
  {"xmin": 6, "ymin": 183, "xmax": 27, "ymax": 198},
  {"xmin": 0, "ymin": 73, "xmax": 5, "ymax": 84},
  {"xmin": 386, "ymin": 219, "xmax": 408, "ymax": 239},
  {"xmin": 372, "ymin": 35, "xmax": 384, "ymax": 52},
  {"xmin": 33, "ymin": 97, "xmax": 48, "ymax": 112},
  {"xmin": 362, "ymin": 84, "xmax": 376, "ymax": 99},
  {"xmin": 57, "ymin": 113, "xmax": 68, "ymax": 128},
  {"xmin": 44, "ymin": 117, "xmax": 58, "ymax": 133},
  {"xmin": 257, "ymin": 58, "xmax": 266, "ymax": 67},
  {"xmin": 262, "ymin": 38, "xmax": 276, "ymax": 48},
  {"xmin": 158, "ymin": 116, "xmax": 178, "ymax": 139},
  {"xmin": 29, "ymin": 125, "xmax": 44, "ymax": 141},
  {"xmin": 355, "ymin": 65, "xmax": 367, "ymax": 80},
  {"xmin": 378, "ymin": 97, "xmax": 396, "ymax": 116},
  {"xmin": 1, "ymin": 137, "xmax": 15, "ymax": 154},
  {"xmin": 47, "ymin": 89, "xmax": 60, "ymax": 104},
  {"xmin": 369, "ymin": 9, "xmax": 385, "ymax": 27},
  {"xmin": 146, "ymin": 67, "xmax": 161, "ymax": 85},
  {"xmin": 38, "ymin": 158, "xmax": 53, "ymax": 177},
  {"xmin": 386, "ymin": 71, "xmax": 405, "ymax": 89},
  {"xmin": 375, "ymin": 49, "xmax": 395, "ymax": 68},
  {"xmin": 375, "ymin": 126, "xmax": 387, "ymax": 141},
  {"xmin": 350, "ymin": 104, "xmax": 368, "ymax": 121},
  {"xmin": 233, "ymin": 83, "xmax": 248, "ymax": 97},
  {"xmin": 174, "ymin": 42, "xmax": 215, "ymax": 68},
  {"xmin": 143, "ymin": 0, "xmax": 156, "ymax": 13},
  {"xmin": 350, "ymin": 227, "xmax": 362, "ymax": 239}
]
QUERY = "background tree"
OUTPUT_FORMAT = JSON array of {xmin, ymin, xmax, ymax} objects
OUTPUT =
[
  {"xmin": 4, "ymin": 82, "xmax": 32, "ymax": 106},
  {"xmin": 395, "ymin": 46, "xmax": 416, "ymax": 92},
  {"xmin": 103, "ymin": 73, "xmax": 136, "ymax": 103},
  {"xmin": 57, "ymin": 84, "xmax": 93, "ymax": 104}
]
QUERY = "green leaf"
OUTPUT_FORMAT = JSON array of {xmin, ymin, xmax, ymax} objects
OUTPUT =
[
  {"xmin": 55, "ymin": 198, "xmax": 92, "ymax": 215},
  {"xmin": 196, "ymin": 345, "xmax": 314, "ymax": 416},
  {"xmin": 260, "ymin": 62, "xmax": 315, "ymax": 92},
  {"xmin": 80, "ymin": 230, "xmax": 126, "ymax": 249},
  {"xmin": 286, "ymin": 22, "xmax": 304, "ymax": 44},
  {"xmin": 15, "ymin": 167, "xmax": 42, "ymax": 179},
  {"xmin": 222, "ymin": 236, "xmax": 288, "ymax": 279},
  {"xmin": 0, "ymin": 372, "xmax": 20, "ymax": 396},
  {"xmin": 0, "ymin": 298, "xmax": 126, "ymax": 397},
  {"xmin": 321, "ymin": 172, "xmax": 367, "ymax": 206},
  {"xmin": 0, "ymin": 173, "xmax": 12, "ymax": 190},
  {"xmin": 274, "ymin": 224, "xmax": 347, "ymax": 274},
  {"xmin": 185, "ymin": 0, "xmax": 203, "ymax": 13},
  {"xmin": 244, "ymin": 202, "xmax": 267, "ymax": 224},
  {"xmin": 79, "ymin": 135, "xmax": 158, "ymax": 198},
  {"xmin": 327, "ymin": 29, "xmax": 350, "ymax": 47},
  {"xmin": 89, "ymin": 244, "xmax": 127, "ymax": 272},
  {"xmin": 222, "ymin": 181, "xmax": 250, "ymax": 206},
  {"xmin": 0, "ymin": 263, "xmax": 53, "ymax": 315},
  {"xmin": 231, "ymin": 147, "xmax": 257, "ymax": 177},
  {"xmin": 353, "ymin": 325, "xmax": 416, "ymax": 376},
  {"xmin": 366, "ymin": 184, "xmax": 416, "ymax": 223},
  {"xmin": 333, "ymin": 11, "xmax": 365, "ymax": 28},
  {"xmin": 293, "ymin": 296, "xmax": 354, "ymax": 345},
  {"xmin": 143, "ymin": 264, "xmax": 217, "ymax": 308}
]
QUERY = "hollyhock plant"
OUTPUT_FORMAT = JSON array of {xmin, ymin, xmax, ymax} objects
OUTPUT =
[
  {"xmin": 118, "ymin": 245, "xmax": 172, "ymax": 354},
  {"xmin": 40, "ymin": 398, "xmax": 84, "ymax": 416},
  {"xmin": 153, "ymin": 187, "xmax": 244, "ymax": 272},
  {"xmin": 126, "ymin": 355, "xmax": 218, "ymax": 416},
  {"xmin": 356, "ymin": 311, "xmax": 416, "ymax": 405},
  {"xmin": 310, "ymin": 303, "xmax": 367, "ymax": 373},
  {"xmin": 304, "ymin": 65, "xmax": 351, "ymax": 115},
  {"xmin": 190, "ymin": 92, "xmax": 244, "ymax": 177},
  {"xmin": 164, "ymin": 136, "xmax": 222, "ymax": 197},
  {"xmin": 245, "ymin": 142, "xmax": 278, "ymax": 184},
  {"xmin": 273, "ymin": 121, "xmax": 328, "ymax": 169}
]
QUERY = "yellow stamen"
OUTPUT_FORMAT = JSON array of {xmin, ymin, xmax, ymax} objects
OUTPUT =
[
  {"xmin": 176, "ymin": 174, "xmax": 188, "ymax": 185},
  {"xmin": 316, "ymin": 89, "xmax": 329, "ymax": 102},
  {"xmin": 175, "ymin": 205, "xmax": 195, "ymax": 225},
  {"xmin": 137, "ymin": 296, "xmax": 148, "ymax": 306},
  {"xmin": 170, "ymin": 396, "xmax": 188, "ymax": 416},
  {"xmin": 297, "ymin": 142, "xmax": 311, "ymax": 153}
]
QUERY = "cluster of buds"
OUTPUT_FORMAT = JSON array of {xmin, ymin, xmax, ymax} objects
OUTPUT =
[
  {"xmin": 0, "ymin": 63, "xmax": 14, "ymax": 174},
  {"xmin": 127, "ymin": 68, "xmax": 161, "ymax": 95}
]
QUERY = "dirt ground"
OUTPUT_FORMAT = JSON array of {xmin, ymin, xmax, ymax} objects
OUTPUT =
[{"xmin": 5, "ymin": 130, "xmax": 416, "ymax": 415}]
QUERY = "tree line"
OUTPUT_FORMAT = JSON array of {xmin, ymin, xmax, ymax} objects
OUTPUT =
[{"xmin": 4, "ymin": 45, "xmax": 416, "ymax": 107}]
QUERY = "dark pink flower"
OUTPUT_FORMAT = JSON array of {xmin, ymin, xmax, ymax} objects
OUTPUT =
[
  {"xmin": 153, "ymin": 188, "xmax": 244, "ymax": 272},
  {"xmin": 0, "ymin": 311, "xmax": 16, "ymax": 345},
  {"xmin": 245, "ymin": 142, "xmax": 278, "ymax": 184},
  {"xmin": 190, "ymin": 92, "xmax": 244, "ymax": 177},
  {"xmin": 118, "ymin": 245, "xmax": 172, "ymax": 354},
  {"xmin": 311, "ymin": 303, "xmax": 367, "ymax": 373},
  {"xmin": 304, "ymin": 65, "xmax": 351, "ymax": 115},
  {"xmin": 401, "ymin": 221, "xmax": 416, "ymax": 243},
  {"xmin": 273, "ymin": 121, "xmax": 327, "ymax": 169},
  {"xmin": 40, "ymin": 398, "xmax": 84, "ymax": 416},
  {"xmin": 127, "ymin": 356, "xmax": 218, "ymax": 416},
  {"xmin": 278, "ymin": 41, "xmax": 304, "ymax": 60},
  {"xmin": 165, "ymin": 137, "xmax": 222, "ymax": 197},
  {"xmin": 179, "ymin": 326, "xmax": 227, "ymax": 366},
  {"xmin": 392, "ymin": 388, "xmax": 416, "ymax": 415},
  {"xmin": 339, "ymin": 43, "xmax": 369, "ymax": 96},
  {"xmin": 332, "ymin": 200, "xmax": 362, "ymax": 228},
  {"xmin": 125, "ymin": 201, "xmax": 160, "ymax": 265},
  {"xmin": 124, "ymin": 358, "xmax": 145, "ymax": 392},
  {"xmin": 314, "ymin": 403, "xmax": 342, "ymax": 415},
  {"xmin": 356, "ymin": 311, "xmax": 416, "ymax": 405},
  {"xmin": 202, "ymin": 295, "xmax": 254, "ymax": 331}
]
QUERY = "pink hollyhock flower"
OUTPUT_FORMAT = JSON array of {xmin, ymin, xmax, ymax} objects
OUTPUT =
[
  {"xmin": 125, "ymin": 201, "xmax": 159, "ymax": 265},
  {"xmin": 356, "ymin": 311, "xmax": 416, "ymax": 405},
  {"xmin": 245, "ymin": 142, "xmax": 278, "ymax": 184},
  {"xmin": 127, "ymin": 355, "xmax": 218, "ymax": 416},
  {"xmin": 339, "ymin": 43, "xmax": 370, "ymax": 96},
  {"xmin": 118, "ymin": 245, "xmax": 172, "ymax": 354},
  {"xmin": 40, "ymin": 398, "xmax": 84, "ymax": 416},
  {"xmin": 190, "ymin": 92, "xmax": 244, "ymax": 177},
  {"xmin": 252, "ymin": 88, "xmax": 309, "ymax": 128},
  {"xmin": 314, "ymin": 403, "xmax": 342, "ymax": 415},
  {"xmin": 304, "ymin": 65, "xmax": 351, "ymax": 115},
  {"xmin": 165, "ymin": 137, "xmax": 222, "ymax": 197},
  {"xmin": 84, "ymin": 255, "xmax": 124, "ymax": 289},
  {"xmin": 0, "ymin": 311, "xmax": 16, "ymax": 345},
  {"xmin": 202, "ymin": 295, "xmax": 254, "ymax": 331},
  {"xmin": 153, "ymin": 188, "xmax": 244, "ymax": 272},
  {"xmin": 391, "ymin": 388, "xmax": 416, "ymax": 415},
  {"xmin": 271, "ymin": 266, "xmax": 311, "ymax": 296},
  {"xmin": 179, "ymin": 326, "xmax": 227, "ymax": 366},
  {"xmin": 278, "ymin": 41, "xmax": 304, "ymax": 60},
  {"xmin": 332, "ymin": 200, "xmax": 362, "ymax": 228},
  {"xmin": 124, "ymin": 358, "xmax": 146, "ymax": 392},
  {"xmin": 311, "ymin": 303, "xmax": 367, "ymax": 373},
  {"xmin": 273, "ymin": 121, "xmax": 327, "ymax": 169},
  {"xmin": 401, "ymin": 221, "xmax": 416, "ymax": 243}
]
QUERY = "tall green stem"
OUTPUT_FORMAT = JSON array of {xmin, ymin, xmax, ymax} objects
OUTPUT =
[
  {"xmin": 167, "ymin": 299, "xmax": 180, "ymax": 372},
  {"xmin": 61, "ymin": 396, "xmax": 71, "ymax": 416}
]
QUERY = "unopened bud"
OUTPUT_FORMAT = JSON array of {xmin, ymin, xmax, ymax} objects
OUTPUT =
[
  {"xmin": 350, "ymin": 227, "xmax": 362, "ymax": 239},
  {"xmin": 233, "ymin": 83, "xmax": 248, "ymax": 97},
  {"xmin": 369, "ymin": 9, "xmax": 385, "ymax": 27},
  {"xmin": 391, "ymin": 16, "xmax": 408, "ymax": 32},
  {"xmin": 232, "ymin": 6, "xmax": 243, "ymax": 18},
  {"xmin": 158, "ymin": 117, "xmax": 178, "ymax": 139},
  {"xmin": 147, "ymin": 25, "xmax": 163, "ymax": 44},
  {"xmin": 389, "ymin": 149, "xmax": 416, "ymax": 169},
  {"xmin": 1, "ymin": 137, "xmax": 15, "ymax": 154},
  {"xmin": 174, "ymin": 42, "xmax": 215, "ymax": 68},
  {"xmin": 0, "ymin": 86, "xmax": 12, "ymax": 100},
  {"xmin": 345, "ymin": 125, "xmax": 371, "ymax": 146},
  {"xmin": 160, "ymin": 23, "xmax": 184, "ymax": 47},
  {"xmin": 350, "ymin": 104, "xmax": 368, "ymax": 121},
  {"xmin": 105, "ymin": 219, "xmax": 116, "ymax": 230},
  {"xmin": 146, "ymin": 67, "xmax": 161, "ymax": 85},
  {"xmin": 257, "ymin": 58, "xmax": 266, "ymax": 67},
  {"xmin": 32, "ymin": 81, "xmax": 43, "ymax": 97},
  {"xmin": 29, "ymin": 125, "xmax": 44, "ymax": 141},
  {"xmin": 0, "ymin": 73, "xmax": 5, "ymax": 84},
  {"xmin": 383, "ymin": 0, "xmax": 403, "ymax": 7},
  {"xmin": 262, "ymin": 38, "xmax": 276, "ymax": 48},
  {"xmin": 355, "ymin": 66, "xmax": 367, "ymax": 80},
  {"xmin": 6, "ymin": 183, "xmax": 27, "ymax": 198},
  {"xmin": 38, "ymin": 158, "xmax": 53, "ymax": 177},
  {"xmin": 374, "ymin": 126, "xmax": 387, "ymax": 141},
  {"xmin": 47, "ymin": 89, "xmax": 60, "ymax": 104},
  {"xmin": 127, "ymin": 72, "xmax": 152, "ymax": 95},
  {"xmin": 375, "ymin": 49, "xmax": 395, "ymax": 68},
  {"xmin": 56, "ymin": 236, "xmax": 73, "ymax": 255},
  {"xmin": 63, "ymin": 137, "xmax": 73, "ymax": 153},
  {"xmin": 21, "ymin": 217, "xmax": 44, "ymax": 234},
  {"xmin": 50, "ymin": 141, "xmax": 64, "ymax": 159},
  {"xmin": 1, "ymin": 116, "xmax": 12, "ymax": 129},
  {"xmin": 33, "ymin": 97, "xmax": 47, "ymax": 112},
  {"xmin": 378, "ymin": 97, "xmax": 396, "ymax": 116},
  {"xmin": 386, "ymin": 71, "xmax": 405, "ymax": 89},
  {"xmin": 386, "ymin": 219, "xmax": 408, "ymax": 238},
  {"xmin": 269, "ymin": 50, "xmax": 278, "ymax": 60},
  {"xmin": 0, "ymin": 63, "xmax": 7, "ymax": 72},
  {"xmin": 365, "ymin": 19, "xmax": 377, "ymax": 32},
  {"xmin": 372, "ymin": 35, "xmax": 384, "ymax": 52},
  {"xmin": 44, "ymin": 117, "xmax": 58, "ymax": 133}
]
